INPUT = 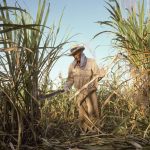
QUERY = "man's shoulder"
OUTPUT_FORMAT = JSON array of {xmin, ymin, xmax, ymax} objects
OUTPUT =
[
  {"xmin": 69, "ymin": 62, "xmax": 75, "ymax": 68},
  {"xmin": 70, "ymin": 61, "xmax": 75, "ymax": 66},
  {"xmin": 87, "ymin": 58, "xmax": 96, "ymax": 63}
]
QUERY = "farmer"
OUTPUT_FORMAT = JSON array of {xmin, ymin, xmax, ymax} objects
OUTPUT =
[{"xmin": 64, "ymin": 45, "xmax": 105, "ymax": 133}]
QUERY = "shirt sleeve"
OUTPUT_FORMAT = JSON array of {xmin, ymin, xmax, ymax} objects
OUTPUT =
[
  {"xmin": 92, "ymin": 60, "xmax": 100, "ymax": 76},
  {"xmin": 91, "ymin": 60, "xmax": 100, "ymax": 89},
  {"xmin": 64, "ymin": 64, "xmax": 74, "ymax": 90}
]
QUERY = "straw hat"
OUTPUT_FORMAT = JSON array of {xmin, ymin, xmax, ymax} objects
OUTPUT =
[{"xmin": 68, "ymin": 45, "xmax": 85, "ymax": 56}]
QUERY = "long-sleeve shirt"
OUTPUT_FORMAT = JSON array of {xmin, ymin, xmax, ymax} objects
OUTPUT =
[{"xmin": 65, "ymin": 58, "xmax": 101, "ymax": 90}]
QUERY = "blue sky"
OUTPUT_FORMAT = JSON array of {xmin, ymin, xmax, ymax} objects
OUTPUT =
[
  {"xmin": 48, "ymin": 0, "xmax": 150, "ymax": 81},
  {"xmin": 4, "ymin": 0, "xmax": 121, "ymax": 80},
  {"xmin": 48, "ymin": 0, "xmax": 115, "ymax": 80},
  {"xmin": 16, "ymin": 0, "xmax": 115, "ymax": 80}
]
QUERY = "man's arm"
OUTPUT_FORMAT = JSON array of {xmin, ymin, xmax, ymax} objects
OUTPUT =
[
  {"xmin": 90, "ymin": 60, "xmax": 106, "ymax": 89},
  {"xmin": 64, "ymin": 64, "xmax": 74, "ymax": 92},
  {"xmin": 91, "ymin": 60, "xmax": 100, "ymax": 89}
]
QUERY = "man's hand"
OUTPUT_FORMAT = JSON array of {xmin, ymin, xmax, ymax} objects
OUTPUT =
[
  {"xmin": 99, "ymin": 67, "xmax": 106, "ymax": 78},
  {"xmin": 64, "ymin": 86, "xmax": 70, "ymax": 93}
]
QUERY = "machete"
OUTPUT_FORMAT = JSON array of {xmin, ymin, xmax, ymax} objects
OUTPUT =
[{"xmin": 38, "ymin": 89, "xmax": 65, "ymax": 100}]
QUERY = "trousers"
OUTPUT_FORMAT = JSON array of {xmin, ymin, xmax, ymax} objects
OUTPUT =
[{"xmin": 76, "ymin": 91, "xmax": 99, "ymax": 132}]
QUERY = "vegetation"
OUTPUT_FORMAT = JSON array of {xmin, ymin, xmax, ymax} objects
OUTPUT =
[
  {"xmin": 0, "ymin": 0, "xmax": 71, "ymax": 149},
  {"xmin": 0, "ymin": 0, "xmax": 150, "ymax": 150},
  {"xmin": 94, "ymin": 0, "xmax": 150, "ymax": 142},
  {"xmin": 94, "ymin": 0, "xmax": 150, "ymax": 111}
]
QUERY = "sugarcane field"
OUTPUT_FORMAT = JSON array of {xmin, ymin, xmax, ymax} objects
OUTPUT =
[{"xmin": 0, "ymin": 0, "xmax": 150, "ymax": 150}]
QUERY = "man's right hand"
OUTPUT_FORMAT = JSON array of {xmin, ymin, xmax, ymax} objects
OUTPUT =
[
  {"xmin": 64, "ymin": 86, "xmax": 70, "ymax": 93},
  {"xmin": 99, "ymin": 67, "xmax": 106, "ymax": 78}
]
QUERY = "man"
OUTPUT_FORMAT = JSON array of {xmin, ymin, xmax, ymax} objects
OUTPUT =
[{"xmin": 64, "ymin": 45, "xmax": 105, "ymax": 133}]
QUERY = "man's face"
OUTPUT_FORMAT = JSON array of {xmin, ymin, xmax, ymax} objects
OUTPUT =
[{"xmin": 73, "ymin": 51, "xmax": 82, "ymax": 62}]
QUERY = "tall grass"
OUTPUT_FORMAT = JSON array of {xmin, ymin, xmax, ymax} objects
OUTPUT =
[
  {"xmin": 0, "ymin": 0, "xmax": 71, "ymax": 149},
  {"xmin": 35, "ymin": 60, "xmax": 150, "ymax": 147},
  {"xmin": 94, "ymin": 0, "xmax": 150, "ymax": 115},
  {"xmin": 1, "ymin": 0, "xmax": 150, "ymax": 149}
]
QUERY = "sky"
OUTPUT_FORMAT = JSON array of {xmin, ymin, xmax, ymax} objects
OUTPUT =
[
  {"xmin": 15, "ymin": 0, "xmax": 115, "ymax": 81},
  {"xmin": 4, "ymin": 0, "xmax": 148, "ymax": 81},
  {"xmin": 47, "ymin": 0, "xmax": 150, "ymax": 81},
  {"xmin": 47, "ymin": 0, "xmax": 115, "ymax": 80}
]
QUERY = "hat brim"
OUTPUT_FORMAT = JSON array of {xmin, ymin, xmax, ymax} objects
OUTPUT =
[{"xmin": 68, "ymin": 46, "xmax": 85, "ymax": 56}]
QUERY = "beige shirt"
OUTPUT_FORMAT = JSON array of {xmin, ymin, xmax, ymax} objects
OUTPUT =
[{"xmin": 65, "ymin": 58, "xmax": 101, "ymax": 90}]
